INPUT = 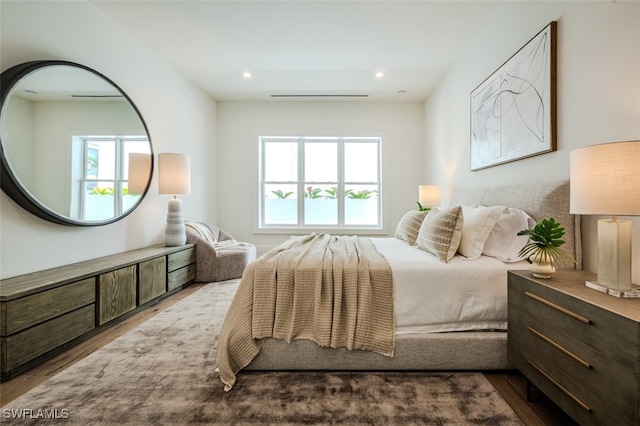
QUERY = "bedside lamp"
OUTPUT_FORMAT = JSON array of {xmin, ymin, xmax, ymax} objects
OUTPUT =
[
  {"xmin": 418, "ymin": 185, "xmax": 441, "ymax": 211},
  {"xmin": 158, "ymin": 153, "xmax": 191, "ymax": 246},
  {"xmin": 570, "ymin": 140, "xmax": 640, "ymax": 297},
  {"xmin": 127, "ymin": 153, "xmax": 152, "ymax": 195}
]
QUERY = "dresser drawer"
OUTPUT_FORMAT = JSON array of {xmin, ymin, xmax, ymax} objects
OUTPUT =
[
  {"xmin": 509, "ymin": 277, "xmax": 637, "ymax": 367},
  {"xmin": 138, "ymin": 257, "xmax": 167, "ymax": 305},
  {"xmin": 168, "ymin": 264, "xmax": 196, "ymax": 291},
  {"xmin": 168, "ymin": 247, "xmax": 195, "ymax": 272},
  {"xmin": 0, "ymin": 278, "xmax": 95, "ymax": 335},
  {"xmin": 98, "ymin": 265, "xmax": 137, "ymax": 325},
  {"xmin": 1, "ymin": 305, "xmax": 95, "ymax": 372}
]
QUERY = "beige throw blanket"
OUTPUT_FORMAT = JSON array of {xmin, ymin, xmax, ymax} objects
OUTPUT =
[{"xmin": 216, "ymin": 233, "xmax": 395, "ymax": 390}]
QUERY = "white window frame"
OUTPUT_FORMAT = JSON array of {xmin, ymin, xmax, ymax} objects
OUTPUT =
[
  {"xmin": 258, "ymin": 136, "xmax": 383, "ymax": 233},
  {"xmin": 75, "ymin": 135, "xmax": 149, "ymax": 220}
]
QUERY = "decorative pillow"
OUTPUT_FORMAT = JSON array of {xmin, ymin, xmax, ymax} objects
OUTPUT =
[
  {"xmin": 457, "ymin": 205, "xmax": 505, "ymax": 259},
  {"xmin": 416, "ymin": 205, "xmax": 464, "ymax": 263},
  {"xmin": 395, "ymin": 210, "xmax": 429, "ymax": 245},
  {"xmin": 482, "ymin": 208, "xmax": 536, "ymax": 262}
]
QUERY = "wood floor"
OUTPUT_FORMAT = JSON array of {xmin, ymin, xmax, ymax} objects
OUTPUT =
[{"xmin": 1, "ymin": 283, "xmax": 576, "ymax": 425}]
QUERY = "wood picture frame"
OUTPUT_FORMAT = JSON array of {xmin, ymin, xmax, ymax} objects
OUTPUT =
[{"xmin": 470, "ymin": 22, "xmax": 557, "ymax": 171}]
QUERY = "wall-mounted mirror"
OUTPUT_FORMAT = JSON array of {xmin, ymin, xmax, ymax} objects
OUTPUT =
[{"xmin": 0, "ymin": 61, "xmax": 153, "ymax": 226}]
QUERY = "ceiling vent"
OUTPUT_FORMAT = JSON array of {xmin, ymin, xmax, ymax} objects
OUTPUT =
[{"xmin": 270, "ymin": 94, "xmax": 369, "ymax": 98}]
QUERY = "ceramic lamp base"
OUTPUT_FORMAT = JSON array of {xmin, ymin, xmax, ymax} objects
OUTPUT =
[{"xmin": 165, "ymin": 197, "xmax": 186, "ymax": 246}]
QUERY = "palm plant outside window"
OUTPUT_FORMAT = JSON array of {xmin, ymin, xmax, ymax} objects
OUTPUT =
[{"xmin": 259, "ymin": 136, "xmax": 382, "ymax": 230}]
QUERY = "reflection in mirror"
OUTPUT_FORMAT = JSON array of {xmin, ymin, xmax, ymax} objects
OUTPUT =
[{"xmin": 0, "ymin": 61, "xmax": 153, "ymax": 225}]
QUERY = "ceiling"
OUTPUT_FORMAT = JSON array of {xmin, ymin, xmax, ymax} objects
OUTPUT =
[{"xmin": 92, "ymin": 1, "xmax": 501, "ymax": 102}]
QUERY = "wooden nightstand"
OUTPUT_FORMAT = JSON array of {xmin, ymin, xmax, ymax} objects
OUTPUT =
[{"xmin": 508, "ymin": 269, "xmax": 639, "ymax": 426}]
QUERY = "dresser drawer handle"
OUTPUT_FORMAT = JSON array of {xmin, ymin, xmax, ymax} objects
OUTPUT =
[
  {"xmin": 526, "ymin": 326, "xmax": 592, "ymax": 369},
  {"xmin": 525, "ymin": 291, "xmax": 592, "ymax": 324},
  {"xmin": 526, "ymin": 359, "xmax": 592, "ymax": 413}
]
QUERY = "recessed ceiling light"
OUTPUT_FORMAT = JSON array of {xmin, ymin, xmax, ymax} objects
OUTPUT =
[
  {"xmin": 375, "ymin": 71, "xmax": 384, "ymax": 78},
  {"xmin": 243, "ymin": 72, "xmax": 252, "ymax": 78}
]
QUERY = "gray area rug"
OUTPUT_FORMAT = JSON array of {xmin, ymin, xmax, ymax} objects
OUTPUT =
[{"xmin": 2, "ymin": 280, "xmax": 522, "ymax": 425}]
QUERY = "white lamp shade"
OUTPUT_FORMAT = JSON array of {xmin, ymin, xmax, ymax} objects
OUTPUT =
[
  {"xmin": 127, "ymin": 153, "xmax": 152, "ymax": 195},
  {"xmin": 570, "ymin": 141, "xmax": 640, "ymax": 216},
  {"xmin": 158, "ymin": 153, "xmax": 191, "ymax": 195},
  {"xmin": 419, "ymin": 185, "xmax": 441, "ymax": 207}
]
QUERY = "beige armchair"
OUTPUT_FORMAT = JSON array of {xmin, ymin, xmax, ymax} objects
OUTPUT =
[{"xmin": 185, "ymin": 221, "xmax": 256, "ymax": 282}]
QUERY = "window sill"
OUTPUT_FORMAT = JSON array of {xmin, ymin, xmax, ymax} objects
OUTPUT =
[{"xmin": 254, "ymin": 227, "xmax": 388, "ymax": 236}]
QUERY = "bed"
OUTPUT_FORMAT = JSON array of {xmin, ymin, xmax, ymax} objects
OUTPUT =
[{"xmin": 217, "ymin": 180, "xmax": 581, "ymax": 390}]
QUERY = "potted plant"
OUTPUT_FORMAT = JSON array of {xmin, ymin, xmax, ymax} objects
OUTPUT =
[{"xmin": 517, "ymin": 217, "xmax": 575, "ymax": 278}]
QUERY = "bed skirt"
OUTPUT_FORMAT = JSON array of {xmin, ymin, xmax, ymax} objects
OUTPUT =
[{"xmin": 245, "ymin": 331, "xmax": 510, "ymax": 371}]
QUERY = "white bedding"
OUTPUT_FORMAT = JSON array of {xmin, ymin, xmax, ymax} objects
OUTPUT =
[{"xmin": 372, "ymin": 237, "xmax": 528, "ymax": 335}]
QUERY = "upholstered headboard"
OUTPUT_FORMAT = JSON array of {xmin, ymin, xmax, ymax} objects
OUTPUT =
[{"xmin": 451, "ymin": 180, "xmax": 582, "ymax": 269}]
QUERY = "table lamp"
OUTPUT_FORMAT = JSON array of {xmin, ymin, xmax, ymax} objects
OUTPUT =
[
  {"xmin": 570, "ymin": 140, "xmax": 640, "ymax": 297},
  {"xmin": 158, "ymin": 153, "xmax": 191, "ymax": 246},
  {"xmin": 127, "ymin": 153, "xmax": 152, "ymax": 195},
  {"xmin": 418, "ymin": 185, "xmax": 441, "ymax": 211}
]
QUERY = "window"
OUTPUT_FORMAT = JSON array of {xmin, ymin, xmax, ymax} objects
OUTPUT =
[
  {"xmin": 73, "ymin": 135, "xmax": 150, "ymax": 221},
  {"xmin": 259, "ymin": 136, "xmax": 382, "ymax": 230}
]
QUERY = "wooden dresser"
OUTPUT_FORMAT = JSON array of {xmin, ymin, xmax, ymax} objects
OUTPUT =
[
  {"xmin": 0, "ymin": 244, "xmax": 196, "ymax": 380},
  {"xmin": 508, "ymin": 269, "xmax": 639, "ymax": 425}
]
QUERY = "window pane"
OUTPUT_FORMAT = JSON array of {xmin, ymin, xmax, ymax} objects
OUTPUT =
[
  {"xmin": 84, "ymin": 181, "xmax": 115, "ymax": 220},
  {"xmin": 87, "ymin": 141, "xmax": 116, "ymax": 180},
  {"xmin": 344, "ymin": 142, "xmax": 378, "ymax": 182},
  {"xmin": 305, "ymin": 142, "xmax": 337, "ymax": 182},
  {"xmin": 264, "ymin": 183, "xmax": 297, "ymax": 224},
  {"xmin": 264, "ymin": 142, "xmax": 297, "ymax": 182},
  {"xmin": 259, "ymin": 136, "xmax": 382, "ymax": 230},
  {"xmin": 344, "ymin": 184, "xmax": 378, "ymax": 225},
  {"xmin": 304, "ymin": 184, "xmax": 338, "ymax": 225}
]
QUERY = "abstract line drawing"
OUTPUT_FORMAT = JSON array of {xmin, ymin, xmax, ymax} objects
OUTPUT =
[{"xmin": 470, "ymin": 22, "xmax": 556, "ymax": 171}]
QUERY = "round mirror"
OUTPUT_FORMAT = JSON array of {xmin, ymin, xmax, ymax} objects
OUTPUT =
[{"xmin": 1, "ymin": 61, "xmax": 153, "ymax": 226}]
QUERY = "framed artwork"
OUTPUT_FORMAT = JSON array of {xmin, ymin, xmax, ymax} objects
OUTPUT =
[{"xmin": 470, "ymin": 21, "xmax": 557, "ymax": 171}]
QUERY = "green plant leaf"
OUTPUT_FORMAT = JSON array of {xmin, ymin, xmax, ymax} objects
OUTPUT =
[
  {"xmin": 416, "ymin": 201, "xmax": 430, "ymax": 212},
  {"xmin": 271, "ymin": 189, "xmax": 294, "ymax": 199}
]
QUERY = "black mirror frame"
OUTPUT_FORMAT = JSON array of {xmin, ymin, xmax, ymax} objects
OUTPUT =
[{"xmin": 0, "ymin": 60, "xmax": 154, "ymax": 226}]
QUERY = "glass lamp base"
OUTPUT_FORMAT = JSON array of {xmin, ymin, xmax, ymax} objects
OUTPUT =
[{"xmin": 586, "ymin": 280, "xmax": 640, "ymax": 298}]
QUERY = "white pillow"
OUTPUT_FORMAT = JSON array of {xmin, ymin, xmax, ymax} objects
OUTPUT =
[
  {"xmin": 416, "ymin": 205, "xmax": 464, "ymax": 263},
  {"xmin": 483, "ymin": 208, "xmax": 536, "ymax": 262},
  {"xmin": 458, "ymin": 205, "xmax": 504, "ymax": 259}
]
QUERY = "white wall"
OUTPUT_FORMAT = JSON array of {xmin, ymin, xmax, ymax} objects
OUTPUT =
[
  {"xmin": 2, "ymin": 1, "xmax": 638, "ymax": 284},
  {"xmin": 0, "ymin": 1, "xmax": 218, "ymax": 278},
  {"xmin": 424, "ymin": 1, "xmax": 640, "ymax": 282},
  {"xmin": 216, "ymin": 101, "xmax": 424, "ymax": 254}
]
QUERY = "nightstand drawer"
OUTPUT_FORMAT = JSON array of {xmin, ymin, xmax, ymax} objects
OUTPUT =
[
  {"xmin": 509, "ymin": 325, "xmax": 636, "ymax": 423},
  {"xmin": 509, "ymin": 277, "xmax": 637, "ymax": 367},
  {"xmin": 508, "ymin": 270, "xmax": 640, "ymax": 426}
]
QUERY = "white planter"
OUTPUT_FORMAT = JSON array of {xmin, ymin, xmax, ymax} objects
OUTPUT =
[
  {"xmin": 85, "ymin": 194, "xmax": 114, "ymax": 220},
  {"xmin": 529, "ymin": 260, "xmax": 556, "ymax": 279},
  {"xmin": 345, "ymin": 198, "xmax": 378, "ymax": 225},
  {"xmin": 304, "ymin": 199, "xmax": 337, "ymax": 225},
  {"xmin": 264, "ymin": 199, "xmax": 297, "ymax": 224}
]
